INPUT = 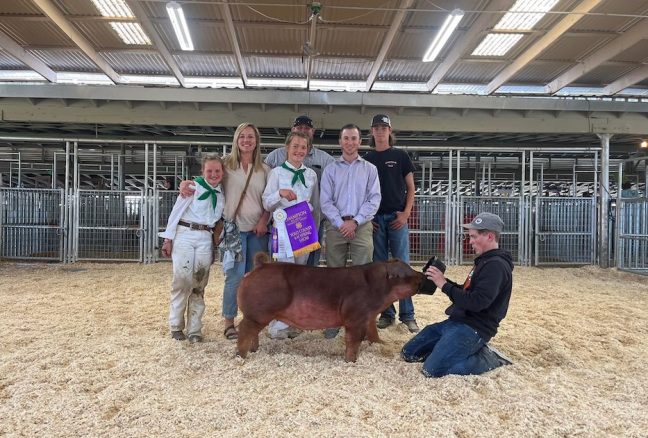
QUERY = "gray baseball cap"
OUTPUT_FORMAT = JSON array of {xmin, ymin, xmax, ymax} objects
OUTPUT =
[{"xmin": 462, "ymin": 212, "xmax": 504, "ymax": 232}]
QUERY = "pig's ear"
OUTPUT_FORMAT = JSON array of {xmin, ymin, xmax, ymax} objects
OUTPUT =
[{"xmin": 386, "ymin": 261, "xmax": 410, "ymax": 279}]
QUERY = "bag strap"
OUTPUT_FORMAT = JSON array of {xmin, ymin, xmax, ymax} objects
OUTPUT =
[{"xmin": 232, "ymin": 164, "xmax": 255, "ymax": 220}]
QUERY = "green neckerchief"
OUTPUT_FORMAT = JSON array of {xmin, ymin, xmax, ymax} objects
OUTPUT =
[
  {"xmin": 281, "ymin": 162, "xmax": 308, "ymax": 188},
  {"xmin": 193, "ymin": 176, "xmax": 220, "ymax": 210}
]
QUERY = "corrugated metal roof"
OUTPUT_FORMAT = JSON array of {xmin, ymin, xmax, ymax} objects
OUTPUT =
[
  {"xmin": 100, "ymin": 50, "xmax": 170, "ymax": 75},
  {"xmin": 237, "ymin": 27, "xmax": 306, "ymax": 55},
  {"xmin": 378, "ymin": 59, "xmax": 438, "ymax": 81},
  {"xmin": 0, "ymin": 0, "xmax": 45, "ymax": 14},
  {"xmin": 0, "ymin": 21, "xmax": 71, "ymax": 46},
  {"xmin": 578, "ymin": 63, "xmax": 641, "ymax": 85},
  {"xmin": 445, "ymin": 61, "xmax": 507, "ymax": 83},
  {"xmin": 28, "ymin": 48, "xmax": 99, "ymax": 72},
  {"xmin": 244, "ymin": 55, "xmax": 304, "ymax": 78},
  {"xmin": 536, "ymin": 34, "xmax": 612, "ymax": 61},
  {"xmin": 570, "ymin": 0, "xmax": 646, "ymax": 32},
  {"xmin": 512, "ymin": 61, "xmax": 572, "ymax": 83},
  {"xmin": 72, "ymin": 20, "xmax": 128, "ymax": 49},
  {"xmin": 173, "ymin": 53, "xmax": 239, "ymax": 77},
  {"xmin": 0, "ymin": 49, "xmax": 25, "ymax": 69},
  {"xmin": 312, "ymin": 57, "xmax": 373, "ymax": 80},
  {"xmin": 316, "ymin": 28, "xmax": 383, "ymax": 57},
  {"xmin": 611, "ymin": 40, "xmax": 648, "ymax": 63}
]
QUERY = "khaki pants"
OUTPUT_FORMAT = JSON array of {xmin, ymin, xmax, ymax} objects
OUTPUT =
[{"xmin": 325, "ymin": 221, "xmax": 373, "ymax": 267}]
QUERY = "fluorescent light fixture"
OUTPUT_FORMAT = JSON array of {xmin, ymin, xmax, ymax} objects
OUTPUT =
[
  {"xmin": 0, "ymin": 70, "xmax": 47, "ymax": 82},
  {"xmin": 309, "ymin": 80, "xmax": 366, "ymax": 92},
  {"xmin": 372, "ymin": 82, "xmax": 429, "ymax": 92},
  {"xmin": 185, "ymin": 77, "xmax": 244, "ymax": 89},
  {"xmin": 166, "ymin": 1, "xmax": 194, "ymax": 51},
  {"xmin": 91, "ymin": 0, "xmax": 133, "ymax": 18},
  {"xmin": 57, "ymin": 72, "xmax": 113, "ymax": 85},
  {"xmin": 422, "ymin": 9, "xmax": 464, "ymax": 62},
  {"xmin": 495, "ymin": 0, "xmax": 560, "ymax": 30},
  {"xmin": 640, "ymin": 140, "xmax": 647, "ymax": 148},
  {"xmin": 472, "ymin": 33, "xmax": 524, "ymax": 56},
  {"xmin": 247, "ymin": 78, "xmax": 307, "ymax": 89},
  {"xmin": 121, "ymin": 75, "xmax": 180, "ymax": 86},
  {"xmin": 110, "ymin": 22, "xmax": 151, "ymax": 45}
]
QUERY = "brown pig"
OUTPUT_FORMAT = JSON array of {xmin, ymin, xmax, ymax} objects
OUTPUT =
[{"xmin": 236, "ymin": 253, "xmax": 426, "ymax": 362}]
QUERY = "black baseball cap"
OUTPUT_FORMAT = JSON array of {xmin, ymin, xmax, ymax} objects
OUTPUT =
[
  {"xmin": 293, "ymin": 115, "xmax": 314, "ymax": 128},
  {"xmin": 371, "ymin": 114, "xmax": 391, "ymax": 127}
]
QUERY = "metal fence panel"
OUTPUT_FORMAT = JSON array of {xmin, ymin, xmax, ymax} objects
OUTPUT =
[
  {"xmin": 154, "ymin": 190, "xmax": 179, "ymax": 262},
  {"xmin": 535, "ymin": 197, "xmax": 596, "ymax": 265},
  {"xmin": 617, "ymin": 198, "xmax": 648, "ymax": 275},
  {"xmin": 75, "ymin": 190, "xmax": 144, "ymax": 261},
  {"xmin": 458, "ymin": 196, "xmax": 523, "ymax": 265},
  {"xmin": 409, "ymin": 195, "xmax": 449, "ymax": 264},
  {"xmin": 0, "ymin": 188, "xmax": 63, "ymax": 261}
]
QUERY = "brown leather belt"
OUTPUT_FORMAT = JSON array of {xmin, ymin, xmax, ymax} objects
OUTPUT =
[{"xmin": 178, "ymin": 220, "xmax": 211, "ymax": 231}]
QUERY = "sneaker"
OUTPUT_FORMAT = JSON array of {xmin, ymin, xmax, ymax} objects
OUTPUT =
[
  {"xmin": 377, "ymin": 316, "xmax": 395, "ymax": 329},
  {"xmin": 171, "ymin": 331, "xmax": 186, "ymax": 341},
  {"xmin": 270, "ymin": 326, "xmax": 302, "ymax": 339},
  {"xmin": 486, "ymin": 344, "xmax": 513, "ymax": 366},
  {"xmin": 404, "ymin": 320, "xmax": 420, "ymax": 333},
  {"xmin": 188, "ymin": 335, "xmax": 203, "ymax": 343},
  {"xmin": 323, "ymin": 327, "xmax": 340, "ymax": 339}
]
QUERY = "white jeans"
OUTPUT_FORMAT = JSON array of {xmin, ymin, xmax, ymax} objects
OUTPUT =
[
  {"xmin": 169, "ymin": 226, "xmax": 213, "ymax": 337},
  {"xmin": 268, "ymin": 252, "xmax": 309, "ymax": 338}
]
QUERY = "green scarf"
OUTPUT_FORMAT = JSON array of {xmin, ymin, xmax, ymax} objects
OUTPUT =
[
  {"xmin": 193, "ymin": 176, "xmax": 220, "ymax": 210},
  {"xmin": 281, "ymin": 162, "xmax": 308, "ymax": 188}
]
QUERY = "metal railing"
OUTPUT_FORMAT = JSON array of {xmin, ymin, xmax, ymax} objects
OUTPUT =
[{"xmin": 616, "ymin": 197, "xmax": 648, "ymax": 275}]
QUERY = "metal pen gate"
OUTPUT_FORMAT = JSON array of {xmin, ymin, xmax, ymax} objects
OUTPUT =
[
  {"xmin": 534, "ymin": 197, "xmax": 596, "ymax": 265},
  {"xmin": 457, "ymin": 196, "xmax": 525, "ymax": 265},
  {"xmin": 0, "ymin": 188, "xmax": 64, "ymax": 261},
  {"xmin": 74, "ymin": 190, "xmax": 145, "ymax": 261},
  {"xmin": 154, "ymin": 189, "xmax": 180, "ymax": 262},
  {"xmin": 616, "ymin": 198, "xmax": 648, "ymax": 274},
  {"xmin": 409, "ymin": 195, "xmax": 449, "ymax": 264}
]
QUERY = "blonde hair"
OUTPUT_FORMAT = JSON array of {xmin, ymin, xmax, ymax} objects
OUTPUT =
[
  {"xmin": 285, "ymin": 131, "xmax": 309, "ymax": 147},
  {"xmin": 201, "ymin": 153, "xmax": 224, "ymax": 169},
  {"xmin": 224, "ymin": 122, "xmax": 264, "ymax": 172}
]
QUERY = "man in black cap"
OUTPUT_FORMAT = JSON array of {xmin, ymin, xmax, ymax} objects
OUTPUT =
[
  {"xmin": 401, "ymin": 212, "xmax": 514, "ymax": 377},
  {"xmin": 265, "ymin": 116, "xmax": 334, "ymax": 267},
  {"xmin": 364, "ymin": 114, "xmax": 419, "ymax": 333}
]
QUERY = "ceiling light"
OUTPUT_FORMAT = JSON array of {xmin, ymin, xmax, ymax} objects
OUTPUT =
[
  {"xmin": 641, "ymin": 140, "xmax": 647, "ymax": 148},
  {"xmin": 166, "ymin": 1, "xmax": 194, "ymax": 51},
  {"xmin": 90, "ymin": 0, "xmax": 133, "ymax": 18},
  {"xmin": 472, "ymin": 33, "xmax": 524, "ymax": 56},
  {"xmin": 110, "ymin": 22, "xmax": 151, "ymax": 45},
  {"xmin": 495, "ymin": 0, "xmax": 560, "ymax": 30},
  {"xmin": 422, "ymin": 9, "xmax": 464, "ymax": 62}
]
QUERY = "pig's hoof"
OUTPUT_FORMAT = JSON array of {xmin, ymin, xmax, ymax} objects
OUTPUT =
[{"xmin": 234, "ymin": 353, "xmax": 246, "ymax": 365}]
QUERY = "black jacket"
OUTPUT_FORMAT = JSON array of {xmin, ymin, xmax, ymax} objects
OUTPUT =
[{"xmin": 441, "ymin": 248, "xmax": 513, "ymax": 342}]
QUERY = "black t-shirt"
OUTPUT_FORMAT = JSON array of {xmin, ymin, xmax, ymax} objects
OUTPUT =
[{"xmin": 364, "ymin": 147, "xmax": 415, "ymax": 214}]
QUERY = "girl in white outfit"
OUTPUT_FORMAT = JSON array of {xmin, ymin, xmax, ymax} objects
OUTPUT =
[
  {"xmin": 159, "ymin": 154, "xmax": 225, "ymax": 343},
  {"xmin": 262, "ymin": 132, "xmax": 318, "ymax": 339}
]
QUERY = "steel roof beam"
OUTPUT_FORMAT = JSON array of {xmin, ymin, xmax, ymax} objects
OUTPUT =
[
  {"xmin": 0, "ymin": 30, "xmax": 57, "ymax": 82},
  {"xmin": 220, "ymin": 0, "xmax": 248, "ymax": 87},
  {"xmin": 365, "ymin": 0, "xmax": 413, "ymax": 91},
  {"xmin": 126, "ymin": 0, "xmax": 186, "ymax": 87},
  {"xmin": 603, "ymin": 64, "xmax": 648, "ymax": 95},
  {"xmin": 31, "ymin": 0, "xmax": 121, "ymax": 84},
  {"xmin": 486, "ymin": 0, "xmax": 604, "ymax": 95},
  {"xmin": 547, "ymin": 20, "xmax": 648, "ymax": 94}
]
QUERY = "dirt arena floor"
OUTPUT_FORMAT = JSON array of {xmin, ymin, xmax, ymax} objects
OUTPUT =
[{"xmin": 1, "ymin": 261, "xmax": 647, "ymax": 437}]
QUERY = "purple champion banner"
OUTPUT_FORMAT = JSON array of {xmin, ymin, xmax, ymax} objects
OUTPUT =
[{"xmin": 281, "ymin": 201, "xmax": 321, "ymax": 257}]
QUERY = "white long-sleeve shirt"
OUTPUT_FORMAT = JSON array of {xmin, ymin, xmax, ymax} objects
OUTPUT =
[
  {"xmin": 158, "ymin": 181, "xmax": 225, "ymax": 240},
  {"xmin": 262, "ymin": 162, "xmax": 318, "ymax": 213}
]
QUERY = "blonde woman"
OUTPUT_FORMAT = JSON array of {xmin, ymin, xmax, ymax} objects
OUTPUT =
[{"xmin": 181, "ymin": 123, "xmax": 270, "ymax": 340}]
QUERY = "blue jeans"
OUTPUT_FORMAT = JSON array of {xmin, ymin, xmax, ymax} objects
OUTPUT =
[
  {"xmin": 222, "ymin": 231, "xmax": 269, "ymax": 319},
  {"xmin": 373, "ymin": 212, "xmax": 414, "ymax": 321},
  {"xmin": 401, "ymin": 319, "xmax": 503, "ymax": 377}
]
